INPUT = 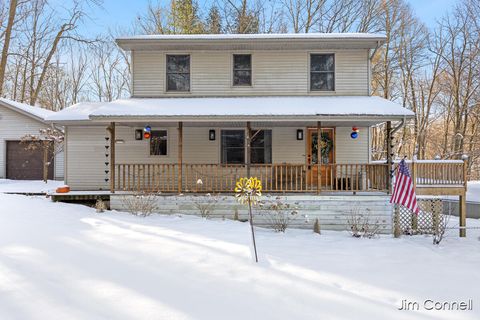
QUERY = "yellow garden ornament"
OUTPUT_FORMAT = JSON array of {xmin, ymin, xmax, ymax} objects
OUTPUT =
[
  {"xmin": 234, "ymin": 177, "xmax": 262, "ymax": 263},
  {"xmin": 235, "ymin": 177, "xmax": 262, "ymax": 205}
]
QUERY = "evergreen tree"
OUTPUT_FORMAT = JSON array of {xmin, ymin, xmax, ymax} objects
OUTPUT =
[
  {"xmin": 206, "ymin": 5, "xmax": 222, "ymax": 34},
  {"xmin": 169, "ymin": 0, "xmax": 205, "ymax": 34}
]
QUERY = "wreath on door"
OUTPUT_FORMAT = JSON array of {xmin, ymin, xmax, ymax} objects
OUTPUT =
[{"xmin": 312, "ymin": 132, "xmax": 333, "ymax": 164}]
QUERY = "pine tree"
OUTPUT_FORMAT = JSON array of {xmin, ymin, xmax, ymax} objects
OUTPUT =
[
  {"xmin": 169, "ymin": 0, "xmax": 205, "ymax": 34},
  {"xmin": 206, "ymin": 6, "xmax": 222, "ymax": 34}
]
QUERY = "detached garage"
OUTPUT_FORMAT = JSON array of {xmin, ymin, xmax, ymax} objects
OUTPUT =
[{"xmin": 0, "ymin": 98, "xmax": 63, "ymax": 180}]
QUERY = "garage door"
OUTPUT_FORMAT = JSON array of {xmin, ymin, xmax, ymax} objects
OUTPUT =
[{"xmin": 6, "ymin": 141, "xmax": 54, "ymax": 180}]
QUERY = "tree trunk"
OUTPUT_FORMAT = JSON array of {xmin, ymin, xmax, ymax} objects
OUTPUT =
[{"xmin": 0, "ymin": 0, "xmax": 18, "ymax": 96}]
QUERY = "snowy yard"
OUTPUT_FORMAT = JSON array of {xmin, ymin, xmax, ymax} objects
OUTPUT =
[{"xmin": 0, "ymin": 193, "xmax": 479, "ymax": 320}]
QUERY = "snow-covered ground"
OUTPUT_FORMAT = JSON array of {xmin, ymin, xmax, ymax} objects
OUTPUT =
[
  {"xmin": 0, "ymin": 194, "xmax": 479, "ymax": 320},
  {"xmin": 0, "ymin": 179, "xmax": 64, "ymax": 193}
]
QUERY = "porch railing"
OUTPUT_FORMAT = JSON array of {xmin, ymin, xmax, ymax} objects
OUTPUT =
[
  {"xmin": 391, "ymin": 160, "xmax": 467, "ymax": 187},
  {"xmin": 114, "ymin": 163, "xmax": 390, "ymax": 193}
]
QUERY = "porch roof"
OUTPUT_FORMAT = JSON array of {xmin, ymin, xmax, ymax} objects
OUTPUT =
[{"xmin": 46, "ymin": 96, "xmax": 413, "ymax": 125}]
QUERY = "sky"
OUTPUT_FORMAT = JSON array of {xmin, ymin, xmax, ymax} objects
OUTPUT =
[{"xmin": 66, "ymin": 0, "xmax": 459, "ymax": 37}]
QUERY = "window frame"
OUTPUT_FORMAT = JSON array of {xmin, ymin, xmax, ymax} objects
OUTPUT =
[
  {"xmin": 149, "ymin": 129, "xmax": 168, "ymax": 156},
  {"xmin": 232, "ymin": 54, "xmax": 253, "ymax": 87},
  {"xmin": 250, "ymin": 129, "xmax": 272, "ymax": 164},
  {"xmin": 220, "ymin": 129, "xmax": 245, "ymax": 164},
  {"xmin": 309, "ymin": 53, "xmax": 335, "ymax": 92},
  {"xmin": 166, "ymin": 54, "xmax": 191, "ymax": 92}
]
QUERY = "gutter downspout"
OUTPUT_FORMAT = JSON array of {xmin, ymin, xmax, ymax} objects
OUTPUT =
[{"xmin": 368, "ymin": 40, "xmax": 382, "ymax": 96}]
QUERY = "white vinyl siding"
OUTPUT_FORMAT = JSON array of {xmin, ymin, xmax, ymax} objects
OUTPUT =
[
  {"xmin": 0, "ymin": 106, "xmax": 64, "ymax": 180},
  {"xmin": 65, "ymin": 125, "xmax": 369, "ymax": 190},
  {"xmin": 335, "ymin": 127, "xmax": 370, "ymax": 164},
  {"xmin": 131, "ymin": 49, "xmax": 368, "ymax": 97}
]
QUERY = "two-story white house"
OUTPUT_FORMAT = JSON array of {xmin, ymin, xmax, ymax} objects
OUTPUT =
[{"xmin": 47, "ymin": 33, "xmax": 468, "ymax": 233}]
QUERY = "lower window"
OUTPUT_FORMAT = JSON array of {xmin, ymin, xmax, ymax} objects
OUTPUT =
[
  {"xmin": 251, "ymin": 130, "xmax": 272, "ymax": 164},
  {"xmin": 221, "ymin": 129, "xmax": 272, "ymax": 164},
  {"xmin": 221, "ymin": 130, "xmax": 245, "ymax": 164},
  {"xmin": 150, "ymin": 130, "xmax": 168, "ymax": 155}
]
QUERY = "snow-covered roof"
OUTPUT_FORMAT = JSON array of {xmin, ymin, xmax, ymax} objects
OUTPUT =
[
  {"xmin": 116, "ymin": 33, "xmax": 386, "ymax": 50},
  {"xmin": 0, "ymin": 97, "xmax": 55, "ymax": 121},
  {"xmin": 47, "ymin": 101, "xmax": 105, "ymax": 121},
  {"xmin": 117, "ymin": 33, "xmax": 386, "ymax": 41},
  {"xmin": 46, "ymin": 96, "xmax": 414, "ymax": 123}
]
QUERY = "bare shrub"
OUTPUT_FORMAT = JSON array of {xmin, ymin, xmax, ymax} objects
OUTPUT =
[
  {"xmin": 192, "ymin": 193, "xmax": 221, "ymax": 218},
  {"xmin": 260, "ymin": 197, "xmax": 300, "ymax": 232},
  {"xmin": 347, "ymin": 206, "xmax": 380, "ymax": 238},
  {"xmin": 433, "ymin": 209, "xmax": 451, "ymax": 245},
  {"xmin": 121, "ymin": 193, "xmax": 158, "ymax": 217}
]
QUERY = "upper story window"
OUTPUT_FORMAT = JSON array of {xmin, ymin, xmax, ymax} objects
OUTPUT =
[
  {"xmin": 166, "ymin": 55, "xmax": 190, "ymax": 92},
  {"xmin": 233, "ymin": 54, "xmax": 252, "ymax": 86},
  {"xmin": 150, "ymin": 130, "xmax": 168, "ymax": 155},
  {"xmin": 310, "ymin": 54, "xmax": 334, "ymax": 91}
]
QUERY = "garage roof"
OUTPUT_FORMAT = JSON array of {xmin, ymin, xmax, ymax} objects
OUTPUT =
[{"xmin": 0, "ymin": 98, "xmax": 55, "ymax": 122}]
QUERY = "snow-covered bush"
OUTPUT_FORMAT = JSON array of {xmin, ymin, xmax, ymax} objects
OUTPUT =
[
  {"xmin": 260, "ymin": 198, "xmax": 300, "ymax": 232},
  {"xmin": 347, "ymin": 206, "xmax": 380, "ymax": 238},
  {"xmin": 121, "ymin": 193, "xmax": 158, "ymax": 217}
]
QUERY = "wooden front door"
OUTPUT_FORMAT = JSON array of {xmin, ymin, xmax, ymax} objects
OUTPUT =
[{"xmin": 306, "ymin": 128, "xmax": 334, "ymax": 187}]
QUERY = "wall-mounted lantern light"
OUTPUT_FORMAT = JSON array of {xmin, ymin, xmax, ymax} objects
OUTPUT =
[
  {"xmin": 135, "ymin": 129, "xmax": 143, "ymax": 140},
  {"xmin": 296, "ymin": 129, "xmax": 304, "ymax": 140},
  {"xmin": 209, "ymin": 129, "xmax": 216, "ymax": 141}
]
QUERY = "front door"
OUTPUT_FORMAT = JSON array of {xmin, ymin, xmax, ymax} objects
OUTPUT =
[{"xmin": 306, "ymin": 128, "xmax": 334, "ymax": 187}]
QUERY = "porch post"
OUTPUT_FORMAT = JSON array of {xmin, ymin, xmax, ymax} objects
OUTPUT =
[
  {"xmin": 459, "ymin": 159, "xmax": 468, "ymax": 237},
  {"xmin": 246, "ymin": 121, "xmax": 251, "ymax": 177},
  {"xmin": 178, "ymin": 121, "xmax": 183, "ymax": 193},
  {"xmin": 108, "ymin": 122, "xmax": 116, "ymax": 193},
  {"xmin": 386, "ymin": 121, "xmax": 392, "ymax": 194},
  {"xmin": 317, "ymin": 121, "xmax": 321, "ymax": 194}
]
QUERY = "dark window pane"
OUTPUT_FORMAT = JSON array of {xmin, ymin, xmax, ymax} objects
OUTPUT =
[
  {"xmin": 233, "ymin": 54, "xmax": 252, "ymax": 86},
  {"xmin": 166, "ymin": 55, "xmax": 190, "ymax": 91},
  {"xmin": 310, "ymin": 54, "xmax": 334, "ymax": 72},
  {"xmin": 167, "ymin": 55, "xmax": 190, "ymax": 72},
  {"xmin": 233, "ymin": 70, "xmax": 252, "ymax": 86},
  {"xmin": 167, "ymin": 74, "xmax": 190, "ymax": 91},
  {"xmin": 233, "ymin": 55, "xmax": 251, "ymax": 70},
  {"xmin": 310, "ymin": 72, "xmax": 334, "ymax": 91},
  {"xmin": 251, "ymin": 130, "xmax": 272, "ymax": 164},
  {"xmin": 221, "ymin": 130, "xmax": 245, "ymax": 164},
  {"xmin": 150, "ymin": 130, "xmax": 168, "ymax": 155}
]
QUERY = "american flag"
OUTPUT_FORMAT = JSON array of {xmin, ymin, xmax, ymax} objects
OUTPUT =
[{"xmin": 390, "ymin": 159, "xmax": 420, "ymax": 214}]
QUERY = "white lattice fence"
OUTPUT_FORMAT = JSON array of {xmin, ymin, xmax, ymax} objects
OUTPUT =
[{"xmin": 394, "ymin": 198, "xmax": 443, "ymax": 235}]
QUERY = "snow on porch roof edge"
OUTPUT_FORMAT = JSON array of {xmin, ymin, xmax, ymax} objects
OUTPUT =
[{"xmin": 46, "ymin": 96, "xmax": 414, "ymax": 123}]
